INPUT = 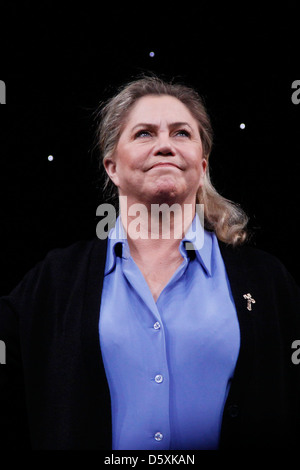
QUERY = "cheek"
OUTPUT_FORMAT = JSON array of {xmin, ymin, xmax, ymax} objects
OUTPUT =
[
  {"xmin": 187, "ymin": 152, "xmax": 206, "ymax": 188},
  {"xmin": 188, "ymin": 150, "xmax": 205, "ymax": 173},
  {"xmin": 116, "ymin": 145, "xmax": 147, "ymax": 170}
]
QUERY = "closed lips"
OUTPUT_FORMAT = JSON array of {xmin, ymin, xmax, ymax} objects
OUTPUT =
[{"xmin": 150, "ymin": 162, "xmax": 181, "ymax": 169}]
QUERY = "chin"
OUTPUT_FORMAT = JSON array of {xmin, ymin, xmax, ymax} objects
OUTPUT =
[{"xmin": 150, "ymin": 184, "xmax": 181, "ymax": 204}]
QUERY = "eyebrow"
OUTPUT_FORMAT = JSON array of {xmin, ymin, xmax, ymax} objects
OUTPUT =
[{"xmin": 131, "ymin": 121, "xmax": 193, "ymax": 132}]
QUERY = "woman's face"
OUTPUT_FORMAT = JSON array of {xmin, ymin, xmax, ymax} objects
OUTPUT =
[{"xmin": 104, "ymin": 95, "xmax": 207, "ymax": 206}]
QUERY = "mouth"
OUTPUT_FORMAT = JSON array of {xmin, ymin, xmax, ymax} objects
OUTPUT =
[{"xmin": 149, "ymin": 162, "xmax": 181, "ymax": 170}]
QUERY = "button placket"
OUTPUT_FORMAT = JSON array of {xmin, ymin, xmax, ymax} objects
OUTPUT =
[{"xmin": 148, "ymin": 312, "xmax": 170, "ymax": 448}]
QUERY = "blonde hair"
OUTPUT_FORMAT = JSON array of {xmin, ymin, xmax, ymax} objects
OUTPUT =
[{"xmin": 96, "ymin": 75, "xmax": 248, "ymax": 246}]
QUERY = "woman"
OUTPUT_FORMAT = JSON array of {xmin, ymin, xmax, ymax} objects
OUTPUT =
[{"xmin": 0, "ymin": 75, "xmax": 299, "ymax": 450}]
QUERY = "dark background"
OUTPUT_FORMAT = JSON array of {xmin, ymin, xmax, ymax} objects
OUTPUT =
[{"xmin": 0, "ymin": 3, "xmax": 299, "ymax": 295}]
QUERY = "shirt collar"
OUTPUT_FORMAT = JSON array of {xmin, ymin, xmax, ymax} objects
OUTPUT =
[
  {"xmin": 105, "ymin": 216, "xmax": 129, "ymax": 275},
  {"xmin": 105, "ymin": 214, "xmax": 213, "ymax": 277},
  {"xmin": 180, "ymin": 213, "xmax": 212, "ymax": 276}
]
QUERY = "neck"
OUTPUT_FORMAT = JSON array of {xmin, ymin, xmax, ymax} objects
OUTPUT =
[{"xmin": 118, "ymin": 195, "xmax": 196, "ymax": 258}]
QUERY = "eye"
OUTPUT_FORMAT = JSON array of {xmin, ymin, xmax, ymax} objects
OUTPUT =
[
  {"xmin": 174, "ymin": 129, "xmax": 191, "ymax": 138},
  {"xmin": 134, "ymin": 129, "xmax": 152, "ymax": 139}
]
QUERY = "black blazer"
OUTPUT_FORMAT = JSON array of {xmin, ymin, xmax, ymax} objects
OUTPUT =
[{"xmin": 0, "ymin": 238, "xmax": 300, "ymax": 449}]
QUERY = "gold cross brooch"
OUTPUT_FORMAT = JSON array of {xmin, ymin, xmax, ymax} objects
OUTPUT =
[{"xmin": 243, "ymin": 293, "xmax": 256, "ymax": 311}]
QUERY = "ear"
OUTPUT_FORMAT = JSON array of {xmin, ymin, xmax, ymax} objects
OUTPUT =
[
  {"xmin": 103, "ymin": 157, "xmax": 120, "ymax": 187},
  {"xmin": 199, "ymin": 157, "xmax": 207, "ymax": 186}
]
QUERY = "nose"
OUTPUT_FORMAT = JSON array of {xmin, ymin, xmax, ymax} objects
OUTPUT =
[{"xmin": 153, "ymin": 133, "xmax": 176, "ymax": 157}]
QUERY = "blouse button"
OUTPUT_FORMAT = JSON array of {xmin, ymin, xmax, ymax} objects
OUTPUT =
[{"xmin": 155, "ymin": 374, "xmax": 163, "ymax": 384}]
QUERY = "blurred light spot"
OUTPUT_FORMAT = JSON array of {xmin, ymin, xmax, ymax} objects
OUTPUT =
[
  {"xmin": 149, "ymin": 51, "xmax": 155, "ymax": 57},
  {"xmin": 240, "ymin": 123, "xmax": 246, "ymax": 129},
  {"xmin": 48, "ymin": 155, "xmax": 54, "ymax": 161}
]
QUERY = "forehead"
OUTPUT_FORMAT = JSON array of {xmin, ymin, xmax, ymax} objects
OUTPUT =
[{"xmin": 125, "ymin": 95, "xmax": 198, "ymax": 127}]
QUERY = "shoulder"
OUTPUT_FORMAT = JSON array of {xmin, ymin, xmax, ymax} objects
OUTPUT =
[
  {"xmin": 219, "ymin": 241, "xmax": 288, "ymax": 272},
  {"xmin": 6, "ymin": 238, "xmax": 108, "ymax": 300},
  {"xmin": 219, "ymin": 241, "xmax": 300, "ymax": 294},
  {"xmin": 42, "ymin": 238, "xmax": 106, "ymax": 269},
  {"xmin": 45, "ymin": 236, "xmax": 108, "ymax": 265}
]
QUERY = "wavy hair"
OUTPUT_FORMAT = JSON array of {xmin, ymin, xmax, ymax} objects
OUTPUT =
[{"xmin": 96, "ymin": 75, "xmax": 248, "ymax": 246}]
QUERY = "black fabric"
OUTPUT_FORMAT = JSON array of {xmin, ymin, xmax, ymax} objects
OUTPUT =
[
  {"xmin": 0, "ymin": 238, "xmax": 299, "ymax": 449},
  {"xmin": 219, "ymin": 243, "xmax": 300, "ymax": 448}
]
